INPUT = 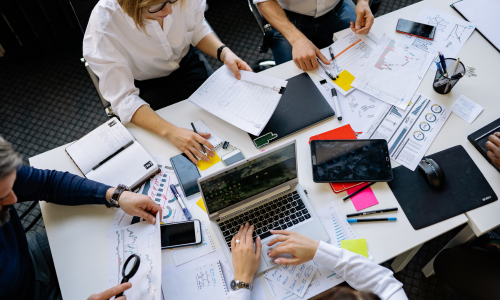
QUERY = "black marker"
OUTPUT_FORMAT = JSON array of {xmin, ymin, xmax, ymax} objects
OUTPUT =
[
  {"xmin": 347, "ymin": 218, "xmax": 397, "ymax": 223},
  {"xmin": 92, "ymin": 140, "xmax": 134, "ymax": 171},
  {"xmin": 346, "ymin": 207, "xmax": 398, "ymax": 218},
  {"xmin": 343, "ymin": 182, "xmax": 375, "ymax": 201},
  {"xmin": 191, "ymin": 122, "xmax": 206, "ymax": 154}
]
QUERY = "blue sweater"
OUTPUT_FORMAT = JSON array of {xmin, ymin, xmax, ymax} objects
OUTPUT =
[{"xmin": 0, "ymin": 165, "xmax": 111, "ymax": 300}]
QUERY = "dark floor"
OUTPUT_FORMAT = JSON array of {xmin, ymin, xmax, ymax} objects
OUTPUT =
[{"xmin": 0, "ymin": 0, "xmax": 480, "ymax": 299}]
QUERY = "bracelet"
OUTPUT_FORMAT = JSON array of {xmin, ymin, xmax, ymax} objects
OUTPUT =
[{"xmin": 217, "ymin": 45, "xmax": 227, "ymax": 62}]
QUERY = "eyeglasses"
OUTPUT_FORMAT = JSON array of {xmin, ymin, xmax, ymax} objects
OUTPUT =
[{"xmin": 148, "ymin": 0, "xmax": 178, "ymax": 14}]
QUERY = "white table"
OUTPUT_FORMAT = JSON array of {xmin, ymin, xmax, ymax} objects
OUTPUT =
[{"xmin": 29, "ymin": 0, "xmax": 499, "ymax": 298}]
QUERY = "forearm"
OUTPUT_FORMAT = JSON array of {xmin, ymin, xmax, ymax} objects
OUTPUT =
[
  {"xmin": 130, "ymin": 104, "xmax": 177, "ymax": 138},
  {"xmin": 257, "ymin": 1, "xmax": 306, "ymax": 46},
  {"xmin": 196, "ymin": 32, "xmax": 234, "ymax": 63}
]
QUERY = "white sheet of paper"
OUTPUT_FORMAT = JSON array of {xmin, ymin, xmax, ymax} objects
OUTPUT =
[
  {"xmin": 361, "ymin": 93, "xmax": 450, "ymax": 170},
  {"xmin": 264, "ymin": 262, "xmax": 318, "ymax": 297},
  {"xmin": 108, "ymin": 213, "xmax": 161, "ymax": 300},
  {"xmin": 193, "ymin": 120, "xmax": 223, "ymax": 149},
  {"xmin": 398, "ymin": 5, "xmax": 476, "ymax": 70},
  {"xmin": 316, "ymin": 32, "xmax": 380, "ymax": 95},
  {"xmin": 189, "ymin": 66, "xmax": 287, "ymax": 136},
  {"xmin": 352, "ymin": 34, "xmax": 434, "ymax": 110},
  {"xmin": 172, "ymin": 221, "xmax": 216, "ymax": 266},
  {"xmin": 450, "ymin": 94, "xmax": 484, "ymax": 124}
]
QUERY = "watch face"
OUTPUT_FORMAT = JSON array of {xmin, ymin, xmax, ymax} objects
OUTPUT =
[{"xmin": 230, "ymin": 280, "xmax": 237, "ymax": 290}]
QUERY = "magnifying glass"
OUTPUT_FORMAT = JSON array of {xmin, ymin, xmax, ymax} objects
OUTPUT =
[{"xmin": 116, "ymin": 254, "xmax": 141, "ymax": 297}]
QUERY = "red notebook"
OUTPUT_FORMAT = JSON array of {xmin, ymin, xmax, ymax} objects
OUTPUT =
[{"xmin": 309, "ymin": 125, "xmax": 365, "ymax": 193}]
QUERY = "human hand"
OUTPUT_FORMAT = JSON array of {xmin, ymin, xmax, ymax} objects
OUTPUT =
[
  {"xmin": 117, "ymin": 191, "xmax": 162, "ymax": 225},
  {"xmin": 222, "ymin": 48, "xmax": 252, "ymax": 80},
  {"xmin": 165, "ymin": 126, "xmax": 215, "ymax": 165},
  {"xmin": 231, "ymin": 223, "xmax": 262, "ymax": 283},
  {"xmin": 291, "ymin": 36, "xmax": 330, "ymax": 71},
  {"xmin": 350, "ymin": 0, "xmax": 374, "ymax": 34},
  {"xmin": 486, "ymin": 132, "xmax": 500, "ymax": 169},
  {"xmin": 267, "ymin": 230, "xmax": 320, "ymax": 265},
  {"xmin": 87, "ymin": 282, "xmax": 132, "ymax": 300}
]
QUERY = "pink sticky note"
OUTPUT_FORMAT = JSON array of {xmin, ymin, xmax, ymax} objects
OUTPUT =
[{"xmin": 347, "ymin": 183, "xmax": 379, "ymax": 211}]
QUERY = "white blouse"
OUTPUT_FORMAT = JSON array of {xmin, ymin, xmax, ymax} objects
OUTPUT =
[
  {"xmin": 253, "ymin": 0, "xmax": 341, "ymax": 18},
  {"xmin": 83, "ymin": 0, "xmax": 212, "ymax": 124},
  {"xmin": 227, "ymin": 241, "xmax": 408, "ymax": 300}
]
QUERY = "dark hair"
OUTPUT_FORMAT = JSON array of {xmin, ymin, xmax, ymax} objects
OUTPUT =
[{"xmin": 311, "ymin": 287, "xmax": 381, "ymax": 300}]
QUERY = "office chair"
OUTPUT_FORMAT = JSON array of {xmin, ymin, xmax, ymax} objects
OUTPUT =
[{"xmin": 19, "ymin": 201, "xmax": 43, "ymax": 233}]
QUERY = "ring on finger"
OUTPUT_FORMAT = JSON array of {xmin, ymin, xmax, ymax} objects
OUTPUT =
[{"xmin": 236, "ymin": 239, "xmax": 240, "ymax": 244}]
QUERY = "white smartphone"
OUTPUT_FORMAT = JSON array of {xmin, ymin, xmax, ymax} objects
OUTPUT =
[
  {"xmin": 160, "ymin": 219, "xmax": 202, "ymax": 249},
  {"xmin": 221, "ymin": 150, "xmax": 245, "ymax": 166}
]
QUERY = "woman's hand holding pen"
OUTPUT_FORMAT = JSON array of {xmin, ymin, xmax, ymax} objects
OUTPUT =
[
  {"xmin": 166, "ymin": 127, "xmax": 215, "ymax": 165},
  {"xmin": 220, "ymin": 48, "xmax": 252, "ymax": 80}
]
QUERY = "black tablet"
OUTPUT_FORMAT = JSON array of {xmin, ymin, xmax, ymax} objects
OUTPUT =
[{"xmin": 310, "ymin": 140, "xmax": 393, "ymax": 183}]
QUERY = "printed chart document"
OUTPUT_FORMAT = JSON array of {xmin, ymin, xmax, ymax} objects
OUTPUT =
[
  {"xmin": 172, "ymin": 221, "xmax": 216, "ymax": 266},
  {"xmin": 450, "ymin": 94, "xmax": 484, "ymax": 124},
  {"xmin": 264, "ymin": 262, "xmax": 318, "ymax": 297},
  {"xmin": 161, "ymin": 261, "xmax": 228, "ymax": 300},
  {"xmin": 399, "ymin": 5, "xmax": 476, "ymax": 70},
  {"xmin": 352, "ymin": 35, "xmax": 434, "ymax": 110},
  {"xmin": 361, "ymin": 93, "xmax": 450, "ymax": 171},
  {"xmin": 318, "ymin": 32, "xmax": 379, "ymax": 95},
  {"xmin": 108, "ymin": 214, "xmax": 161, "ymax": 300},
  {"xmin": 189, "ymin": 66, "xmax": 287, "ymax": 136}
]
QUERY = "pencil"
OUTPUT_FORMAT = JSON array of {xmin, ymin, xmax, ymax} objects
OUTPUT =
[{"xmin": 343, "ymin": 182, "xmax": 376, "ymax": 201}]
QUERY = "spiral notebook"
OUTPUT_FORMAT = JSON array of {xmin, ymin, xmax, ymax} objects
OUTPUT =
[
  {"xmin": 161, "ymin": 261, "xmax": 228, "ymax": 300},
  {"xmin": 193, "ymin": 120, "xmax": 223, "ymax": 149}
]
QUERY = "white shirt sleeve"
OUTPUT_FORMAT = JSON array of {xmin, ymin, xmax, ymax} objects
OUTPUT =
[
  {"xmin": 253, "ymin": 0, "xmax": 272, "ymax": 4},
  {"xmin": 83, "ymin": 28, "xmax": 149, "ymax": 124},
  {"xmin": 226, "ymin": 289, "xmax": 251, "ymax": 300},
  {"xmin": 192, "ymin": 0, "xmax": 212, "ymax": 46},
  {"xmin": 313, "ymin": 241, "xmax": 408, "ymax": 300}
]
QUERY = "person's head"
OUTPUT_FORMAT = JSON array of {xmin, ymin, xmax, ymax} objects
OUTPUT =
[
  {"xmin": 311, "ymin": 287, "xmax": 381, "ymax": 300},
  {"xmin": 118, "ymin": 0, "xmax": 184, "ymax": 31},
  {"xmin": 0, "ymin": 136, "xmax": 22, "ymax": 226}
]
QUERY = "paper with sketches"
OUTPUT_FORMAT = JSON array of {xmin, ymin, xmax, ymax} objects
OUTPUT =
[
  {"xmin": 450, "ymin": 94, "xmax": 483, "ymax": 124},
  {"xmin": 317, "ymin": 32, "xmax": 379, "ymax": 95},
  {"xmin": 341, "ymin": 239, "xmax": 369, "ymax": 258},
  {"xmin": 399, "ymin": 5, "xmax": 475, "ymax": 70},
  {"xmin": 347, "ymin": 184, "xmax": 379, "ymax": 211},
  {"xmin": 172, "ymin": 221, "xmax": 216, "ymax": 266},
  {"xmin": 352, "ymin": 34, "xmax": 434, "ymax": 110},
  {"xmin": 361, "ymin": 93, "xmax": 450, "ymax": 171},
  {"xmin": 108, "ymin": 213, "xmax": 161, "ymax": 300},
  {"xmin": 189, "ymin": 66, "xmax": 287, "ymax": 136},
  {"xmin": 193, "ymin": 120, "xmax": 223, "ymax": 149},
  {"xmin": 317, "ymin": 201, "xmax": 359, "ymax": 248},
  {"xmin": 264, "ymin": 262, "xmax": 318, "ymax": 297}
]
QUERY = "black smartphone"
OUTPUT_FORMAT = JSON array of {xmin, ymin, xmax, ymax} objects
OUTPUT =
[
  {"xmin": 170, "ymin": 153, "xmax": 201, "ymax": 198},
  {"xmin": 396, "ymin": 19, "xmax": 436, "ymax": 40},
  {"xmin": 310, "ymin": 139, "xmax": 393, "ymax": 183},
  {"xmin": 160, "ymin": 220, "xmax": 202, "ymax": 249}
]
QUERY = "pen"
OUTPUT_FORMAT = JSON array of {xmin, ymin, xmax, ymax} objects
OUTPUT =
[
  {"xmin": 347, "ymin": 218, "xmax": 397, "ymax": 223},
  {"xmin": 435, "ymin": 62, "xmax": 444, "ymax": 77},
  {"xmin": 346, "ymin": 207, "xmax": 398, "ymax": 218},
  {"xmin": 438, "ymin": 52, "xmax": 448, "ymax": 77},
  {"xmin": 328, "ymin": 46, "xmax": 340, "ymax": 78},
  {"xmin": 452, "ymin": 58, "xmax": 460, "ymax": 76},
  {"xmin": 343, "ymin": 182, "xmax": 375, "ymax": 201},
  {"xmin": 170, "ymin": 184, "xmax": 192, "ymax": 220},
  {"xmin": 92, "ymin": 140, "xmax": 134, "ymax": 170},
  {"xmin": 191, "ymin": 122, "xmax": 206, "ymax": 154},
  {"xmin": 316, "ymin": 57, "xmax": 336, "ymax": 81},
  {"xmin": 331, "ymin": 88, "xmax": 342, "ymax": 121}
]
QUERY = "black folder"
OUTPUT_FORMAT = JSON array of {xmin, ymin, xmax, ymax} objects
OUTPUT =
[
  {"xmin": 467, "ymin": 118, "xmax": 500, "ymax": 173},
  {"xmin": 388, "ymin": 145, "xmax": 497, "ymax": 230},
  {"xmin": 249, "ymin": 73, "xmax": 335, "ymax": 148}
]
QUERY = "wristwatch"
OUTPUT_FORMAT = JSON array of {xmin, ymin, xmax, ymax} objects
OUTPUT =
[
  {"xmin": 109, "ymin": 184, "xmax": 130, "ymax": 208},
  {"xmin": 230, "ymin": 279, "xmax": 253, "ymax": 291}
]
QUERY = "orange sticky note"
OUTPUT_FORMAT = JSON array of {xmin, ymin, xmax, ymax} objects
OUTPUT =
[{"xmin": 335, "ymin": 70, "xmax": 355, "ymax": 92}]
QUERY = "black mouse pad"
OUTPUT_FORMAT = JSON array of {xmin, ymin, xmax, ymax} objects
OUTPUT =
[{"xmin": 388, "ymin": 145, "xmax": 497, "ymax": 230}]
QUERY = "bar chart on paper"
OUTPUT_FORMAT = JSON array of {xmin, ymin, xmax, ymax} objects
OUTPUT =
[{"xmin": 352, "ymin": 35, "xmax": 433, "ymax": 110}]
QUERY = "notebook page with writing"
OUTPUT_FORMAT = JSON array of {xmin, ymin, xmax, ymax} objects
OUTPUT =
[
  {"xmin": 161, "ymin": 261, "xmax": 228, "ymax": 300},
  {"xmin": 66, "ymin": 118, "xmax": 134, "ymax": 175},
  {"xmin": 86, "ymin": 141, "xmax": 158, "ymax": 189},
  {"xmin": 193, "ymin": 120, "xmax": 223, "ymax": 149}
]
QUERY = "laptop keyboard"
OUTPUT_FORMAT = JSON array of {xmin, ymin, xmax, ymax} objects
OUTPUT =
[{"xmin": 218, "ymin": 191, "xmax": 311, "ymax": 251}]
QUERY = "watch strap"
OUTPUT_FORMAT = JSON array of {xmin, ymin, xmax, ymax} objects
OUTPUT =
[
  {"xmin": 109, "ymin": 184, "xmax": 130, "ymax": 207},
  {"xmin": 217, "ymin": 45, "xmax": 227, "ymax": 62},
  {"xmin": 231, "ymin": 279, "xmax": 252, "ymax": 291}
]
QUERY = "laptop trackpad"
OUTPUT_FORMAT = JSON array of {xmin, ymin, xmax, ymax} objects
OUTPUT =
[{"xmin": 261, "ymin": 242, "xmax": 293, "ymax": 268}]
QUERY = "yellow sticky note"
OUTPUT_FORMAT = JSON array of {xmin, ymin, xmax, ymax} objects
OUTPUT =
[
  {"xmin": 340, "ymin": 239, "xmax": 368, "ymax": 258},
  {"xmin": 196, "ymin": 198, "xmax": 207, "ymax": 213},
  {"xmin": 197, "ymin": 152, "xmax": 221, "ymax": 171},
  {"xmin": 335, "ymin": 70, "xmax": 355, "ymax": 92}
]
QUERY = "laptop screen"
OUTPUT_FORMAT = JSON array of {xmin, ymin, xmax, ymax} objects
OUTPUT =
[{"xmin": 201, "ymin": 143, "xmax": 297, "ymax": 215}]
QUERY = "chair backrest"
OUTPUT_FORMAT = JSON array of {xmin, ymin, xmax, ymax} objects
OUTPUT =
[{"xmin": 69, "ymin": 0, "xmax": 100, "ymax": 34}]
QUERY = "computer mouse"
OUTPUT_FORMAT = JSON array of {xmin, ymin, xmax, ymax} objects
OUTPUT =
[{"xmin": 417, "ymin": 158, "xmax": 446, "ymax": 188}]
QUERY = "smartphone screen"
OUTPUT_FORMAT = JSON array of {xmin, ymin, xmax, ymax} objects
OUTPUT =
[
  {"xmin": 170, "ymin": 154, "xmax": 200, "ymax": 197},
  {"xmin": 222, "ymin": 151, "xmax": 245, "ymax": 166},
  {"xmin": 396, "ymin": 19, "xmax": 436, "ymax": 40},
  {"xmin": 160, "ymin": 221, "xmax": 198, "ymax": 248}
]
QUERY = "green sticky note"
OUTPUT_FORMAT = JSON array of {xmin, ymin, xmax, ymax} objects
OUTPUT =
[{"xmin": 341, "ymin": 239, "xmax": 368, "ymax": 258}]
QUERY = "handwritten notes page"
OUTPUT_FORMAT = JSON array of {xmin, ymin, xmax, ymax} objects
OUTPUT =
[
  {"xmin": 172, "ymin": 221, "xmax": 216, "ymax": 266},
  {"xmin": 189, "ymin": 66, "xmax": 287, "ymax": 136},
  {"xmin": 264, "ymin": 262, "xmax": 318, "ymax": 297},
  {"xmin": 108, "ymin": 214, "xmax": 161, "ymax": 300},
  {"xmin": 450, "ymin": 94, "xmax": 484, "ymax": 124}
]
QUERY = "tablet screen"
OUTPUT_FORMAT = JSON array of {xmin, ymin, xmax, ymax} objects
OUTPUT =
[{"xmin": 311, "ymin": 140, "xmax": 393, "ymax": 182}]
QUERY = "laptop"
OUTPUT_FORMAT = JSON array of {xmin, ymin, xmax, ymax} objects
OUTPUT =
[{"xmin": 198, "ymin": 140, "xmax": 330, "ymax": 274}]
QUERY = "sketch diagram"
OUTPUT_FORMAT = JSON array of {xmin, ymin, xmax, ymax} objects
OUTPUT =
[
  {"xmin": 447, "ymin": 24, "xmax": 472, "ymax": 43},
  {"xmin": 427, "ymin": 16, "xmax": 448, "ymax": 32},
  {"xmin": 305, "ymin": 266, "xmax": 314, "ymax": 278},
  {"xmin": 196, "ymin": 270, "xmax": 212, "ymax": 290}
]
